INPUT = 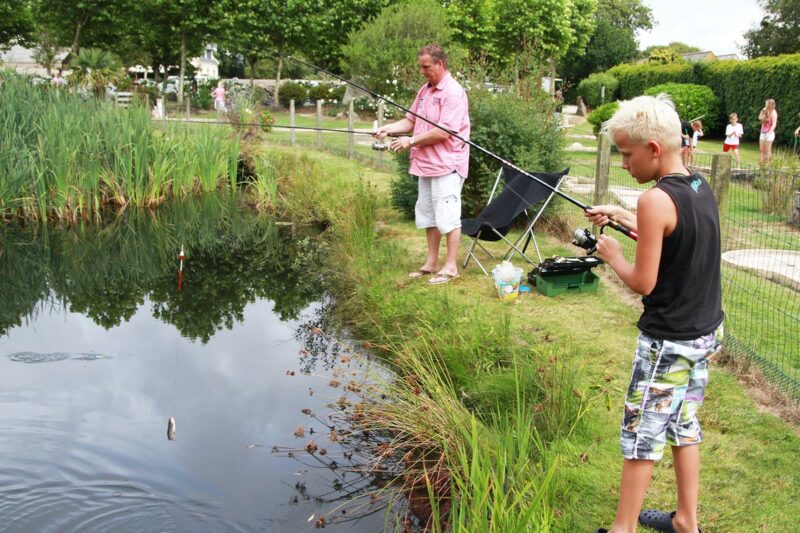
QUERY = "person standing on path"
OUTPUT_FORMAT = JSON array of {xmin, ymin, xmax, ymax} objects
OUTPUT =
[
  {"xmin": 759, "ymin": 98, "xmax": 777, "ymax": 165},
  {"xmin": 723, "ymin": 113, "xmax": 744, "ymax": 167},
  {"xmin": 211, "ymin": 81, "xmax": 227, "ymax": 118},
  {"xmin": 372, "ymin": 44, "xmax": 470, "ymax": 285}
]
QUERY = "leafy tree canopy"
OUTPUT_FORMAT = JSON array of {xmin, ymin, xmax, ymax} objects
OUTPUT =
[
  {"xmin": 341, "ymin": 0, "xmax": 466, "ymax": 99},
  {"xmin": 560, "ymin": 0, "xmax": 653, "ymax": 87},
  {"xmin": 0, "ymin": 0, "xmax": 33, "ymax": 47},
  {"xmin": 743, "ymin": 0, "xmax": 800, "ymax": 58}
]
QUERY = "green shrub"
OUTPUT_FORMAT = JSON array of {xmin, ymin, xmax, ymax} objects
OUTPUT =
[
  {"xmin": 587, "ymin": 101, "xmax": 619, "ymax": 135},
  {"xmin": 390, "ymin": 88, "xmax": 563, "ymax": 218},
  {"xmin": 694, "ymin": 54, "xmax": 800, "ymax": 142},
  {"xmin": 577, "ymin": 73, "xmax": 618, "ymax": 109},
  {"xmin": 607, "ymin": 62, "xmax": 694, "ymax": 100},
  {"xmin": 192, "ymin": 78, "xmax": 217, "ymax": 110},
  {"xmin": 644, "ymin": 83, "xmax": 721, "ymax": 132},
  {"xmin": 278, "ymin": 81, "xmax": 308, "ymax": 107},
  {"xmin": 602, "ymin": 55, "xmax": 800, "ymax": 143},
  {"xmin": 308, "ymin": 83, "xmax": 339, "ymax": 103}
]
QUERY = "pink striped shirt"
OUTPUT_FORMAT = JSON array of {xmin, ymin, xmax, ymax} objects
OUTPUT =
[{"xmin": 407, "ymin": 72, "xmax": 470, "ymax": 178}]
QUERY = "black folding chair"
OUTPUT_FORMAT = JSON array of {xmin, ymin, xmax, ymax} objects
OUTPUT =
[{"xmin": 461, "ymin": 166, "xmax": 568, "ymax": 275}]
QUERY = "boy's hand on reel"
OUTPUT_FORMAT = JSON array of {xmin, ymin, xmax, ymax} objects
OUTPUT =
[{"xmin": 595, "ymin": 234, "xmax": 623, "ymax": 264}]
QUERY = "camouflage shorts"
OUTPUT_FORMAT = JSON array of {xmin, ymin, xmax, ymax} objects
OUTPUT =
[{"xmin": 621, "ymin": 325, "xmax": 723, "ymax": 461}]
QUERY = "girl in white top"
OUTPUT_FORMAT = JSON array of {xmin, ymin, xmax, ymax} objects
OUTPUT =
[
  {"xmin": 723, "ymin": 113, "xmax": 744, "ymax": 167},
  {"xmin": 689, "ymin": 120, "xmax": 703, "ymax": 165}
]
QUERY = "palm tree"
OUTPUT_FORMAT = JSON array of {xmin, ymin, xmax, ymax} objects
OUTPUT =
[{"xmin": 68, "ymin": 48, "xmax": 122, "ymax": 96}]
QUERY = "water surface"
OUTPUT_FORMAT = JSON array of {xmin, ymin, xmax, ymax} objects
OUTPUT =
[{"xmin": 0, "ymin": 198, "xmax": 386, "ymax": 532}]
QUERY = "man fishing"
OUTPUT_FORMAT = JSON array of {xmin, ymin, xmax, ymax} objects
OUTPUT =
[{"xmin": 372, "ymin": 44, "xmax": 470, "ymax": 285}]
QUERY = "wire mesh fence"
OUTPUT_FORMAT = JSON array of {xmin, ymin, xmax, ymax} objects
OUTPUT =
[{"xmin": 564, "ymin": 142, "xmax": 800, "ymax": 400}]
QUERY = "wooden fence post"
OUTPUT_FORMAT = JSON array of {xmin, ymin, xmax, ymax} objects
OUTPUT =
[
  {"xmin": 290, "ymin": 99, "xmax": 296, "ymax": 146},
  {"xmin": 377, "ymin": 100, "xmax": 385, "ymax": 166},
  {"xmin": 186, "ymin": 98, "xmax": 190, "ymax": 119},
  {"xmin": 709, "ymin": 153, "xmax": 732, "ymax": 217},
  {"xmin": 316, "ymin": 100, "xmax": 323, "ymax": 148},
  {"xmin": 593, "ymin": 132, "xmax": 611, "ymax": 205},
  {"xmin": 348, "ymin": 100, "xmax": 355, "ymax": 159}
]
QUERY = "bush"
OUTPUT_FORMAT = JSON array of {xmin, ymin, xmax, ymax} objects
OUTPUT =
[
  {"xmin": 586, "ymin": 101, "xmax": 619, "ymax": 135},
  {"xmin": 577, "ymin": 73, "xmax": 618, "ymax": 109},
  {"xmin": 308, "ymin": 83, "xmax": 340, "ymax": 103},
  {"xmin": 644, "ymin": 83, "xmax": 721, "ymax": 132},
  {"xmin": 602, "ymin": 55, "xmax": 800, "ymax": 142},
  {"xmin": 278, "ymin": 81, "xmax": 308, "ymax": 107},
  {"xmin": 607, "ymin": 62, "xmax": 694, "ymax": 100},
  {"xmin": 390, "ymin": 88, "xmax": 564, "ymax": 218},
  {"xmin": 192, "ymin": 78, "xmax": 217, "ymax": 110}
]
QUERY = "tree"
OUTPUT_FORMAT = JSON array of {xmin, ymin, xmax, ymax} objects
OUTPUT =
[
  {"xmin": 31, "ymin": 30, "xmax": 63, "ymax": 75},
  {"xmin": 32, "ymin": 0, "xmax": 132, "ymax": 61},
  {"xmin": 223, "ymin": 0, "xmax": 274, "ymax": 88},
  {"xmin": 302, "ymin": 0, "xmax": 390, "ymax": 72},
  {"xmin": 494, "ymin": 0, "xmax": 597, "ymax": 83},
  {"xmin": 443, "ymin": 0, "xmax": 500, "ymax": 65},
  {"xmin": 647, "ymin": 47, "xmax": 687, "ymax": 64},
  {"xmin": 0, "ymin": 0, "xmax": 33, "ymax": 48},
  {"xmin": 159, "ymin": 0, "xmax": 226, "ymax": 104},
  {"xmin": 743, "ymin": 0, "xmax": 800, "ymax": 57},
  {"xmin": 68, "ymin": 47, "xmax": 122, "ymax": 95},
  {"xmin": 340, "ymin": 0, "xmax": 465, "ymax": 99},
  {"xmin": 560, "ymin": 0, "xmax": 653, "ymax": 86}
]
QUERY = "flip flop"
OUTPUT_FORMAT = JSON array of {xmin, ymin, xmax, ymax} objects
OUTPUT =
[
  {"xmin": 408, "ymin": 269, "xmax": 435, "ymax": 279},
  {"xmin": 639, "ymin": 510, "xmax": 701, "ymax": 533},
  {"xmin": 428, "ymin": 273, "xmax": 459, "ymax": 285}
]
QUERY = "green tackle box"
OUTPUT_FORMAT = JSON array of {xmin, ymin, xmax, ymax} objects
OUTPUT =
[{"xmin": 534, "ymin": 270, "xmax": 600, "ymax": 297}]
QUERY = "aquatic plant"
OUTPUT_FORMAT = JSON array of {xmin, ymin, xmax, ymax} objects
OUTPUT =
[{"xmin": 0, "ymin": 71, "xmax": 242, "ymax": 222}]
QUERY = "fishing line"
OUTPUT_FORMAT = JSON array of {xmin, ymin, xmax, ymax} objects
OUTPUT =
[
  {"xmin": 274, "ymin": 52, "xmax": 637, "ymax": 242},
  {"xmin": 166, "ymin": 118, "xmax": 387, "ymax": 136}
]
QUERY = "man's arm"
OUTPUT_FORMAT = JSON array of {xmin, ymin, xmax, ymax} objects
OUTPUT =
[
  {"xmin": 595, "ymin": 188, "xmax": 675, "ymax": 295},
  {"xmin": 373, "ymin": 118, "xmax": 414, "ymax": 139}
]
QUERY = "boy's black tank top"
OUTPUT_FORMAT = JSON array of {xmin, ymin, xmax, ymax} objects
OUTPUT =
[{"xmin": 637, "ymin": 172, "xmax": 725, "ymax": 340}]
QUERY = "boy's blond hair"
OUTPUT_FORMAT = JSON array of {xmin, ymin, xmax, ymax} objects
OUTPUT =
[{"xmin": 603, "ymin": 94, "xmax": 681, "ymax": 152}]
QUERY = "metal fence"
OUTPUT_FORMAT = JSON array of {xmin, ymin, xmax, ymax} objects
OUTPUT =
[{"xmin": 565, "ymin": 139, "xmax": 800, "ymax": 399}]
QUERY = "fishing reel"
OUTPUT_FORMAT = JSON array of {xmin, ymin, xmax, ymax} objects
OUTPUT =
[
  {"xmin": 572, "ymin": 227, "xmax": 599, "ymax": 254},
  {"xmin": 371, "ymin": 141, "xmax": 389, "ymax": 151}
]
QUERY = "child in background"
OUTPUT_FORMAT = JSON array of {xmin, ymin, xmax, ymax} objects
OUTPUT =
[
  {"xmin": 689, "ymin": 120, "xmax": 703, "ymax": 165},
  {"xmin": 723, "ymin": 113, "xmax": 744, "ymax": 167},
  {"xmin": 211, "ymin": 81, "xmax": 227, "ymax": 117}
]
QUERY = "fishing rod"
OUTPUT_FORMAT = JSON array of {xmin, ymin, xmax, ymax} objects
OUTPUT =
[
  {"xmin": 276, "ymin": 52, "xmax": 638, "ymax": 242},
  {"xmin": 166, "ymin": 118, "xmax": 388, "ymax": 136}
]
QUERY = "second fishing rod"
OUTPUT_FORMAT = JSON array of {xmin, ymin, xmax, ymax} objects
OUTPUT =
[{"xmin": 276, "ymin": 52, "xmax": 638, "ymax": 243}]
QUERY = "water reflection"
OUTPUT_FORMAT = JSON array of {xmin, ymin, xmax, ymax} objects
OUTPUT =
[
  {"xmin": 0, "ymin": 195, "xmax": 326, "ymax": 339},
  {"xmin": 0, "ymin": 197, "xmax": 387, "ymax": 532}
]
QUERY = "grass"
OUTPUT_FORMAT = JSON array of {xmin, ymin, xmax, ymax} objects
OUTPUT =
[
  {"xmin": 0, "ymin": 72, "xmax": 240, "ymax": 221},
  {"xmin": 265, "ymin": 140, "xmax": 800, "ymax": 532}
]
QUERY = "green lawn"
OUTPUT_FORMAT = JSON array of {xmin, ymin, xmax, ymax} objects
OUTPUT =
[{"xmin": 270, "ymin": 142, "xmax": 800, "ymax": 532}]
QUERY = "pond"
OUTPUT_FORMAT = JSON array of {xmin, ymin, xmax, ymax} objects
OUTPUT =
[{"xmin": 0, "ymin": 197, "xmax": 389, "ymax": 532}]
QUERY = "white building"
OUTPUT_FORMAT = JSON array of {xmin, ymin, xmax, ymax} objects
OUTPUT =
[
  {"xmin": 189, "ymin": 44, "xmax": 219, "ymax": 80},
  {"xmin": 0, "ymin": 44, "xmax": 69, "ymax": 76}
]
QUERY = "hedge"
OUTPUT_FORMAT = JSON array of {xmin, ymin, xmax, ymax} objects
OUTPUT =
[
  {"xmin": 586, "ymin": 101, "xmax": 619, "ymax": 136},
  {"xmin": 606, "ymin": 63, "xmax": 694, "ymax": 100},
  {"xmin": 643, "ymin": 83, "xmax": 721, "ymax": 132},
  {"xmin": 603, "ymin": 54, "xmax": 800, "ymax": 142},
  {"xmin": 577, "ymin": 73, "xmax": 618, "ymax": 109}
]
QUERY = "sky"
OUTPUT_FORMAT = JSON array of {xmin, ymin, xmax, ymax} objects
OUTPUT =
[{"xmin": 636, "ymin": 0, "xmax": 766, "ymax": 57}]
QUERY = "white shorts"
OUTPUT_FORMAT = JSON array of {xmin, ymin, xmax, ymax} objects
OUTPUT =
[
  {"xmin": 760, "ymin": 131, "xmax": 775, "ymax": 142},
  {"xmin": 215, "ymin": 100, "xmax": 227, "ymax": 112},
  {"xmin": 415, "ymin": 172, "xmax": 465, "ymax": 235}
]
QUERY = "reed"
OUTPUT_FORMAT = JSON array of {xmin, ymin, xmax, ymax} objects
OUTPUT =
[{"xmin": 0, "ymin": 71, "xmax": 241, "ymax": 222}]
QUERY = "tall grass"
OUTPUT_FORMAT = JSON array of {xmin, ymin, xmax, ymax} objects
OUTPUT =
[{"xmin": 0, "ymin": 71, "xmax": 240, "ymax": 221}]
